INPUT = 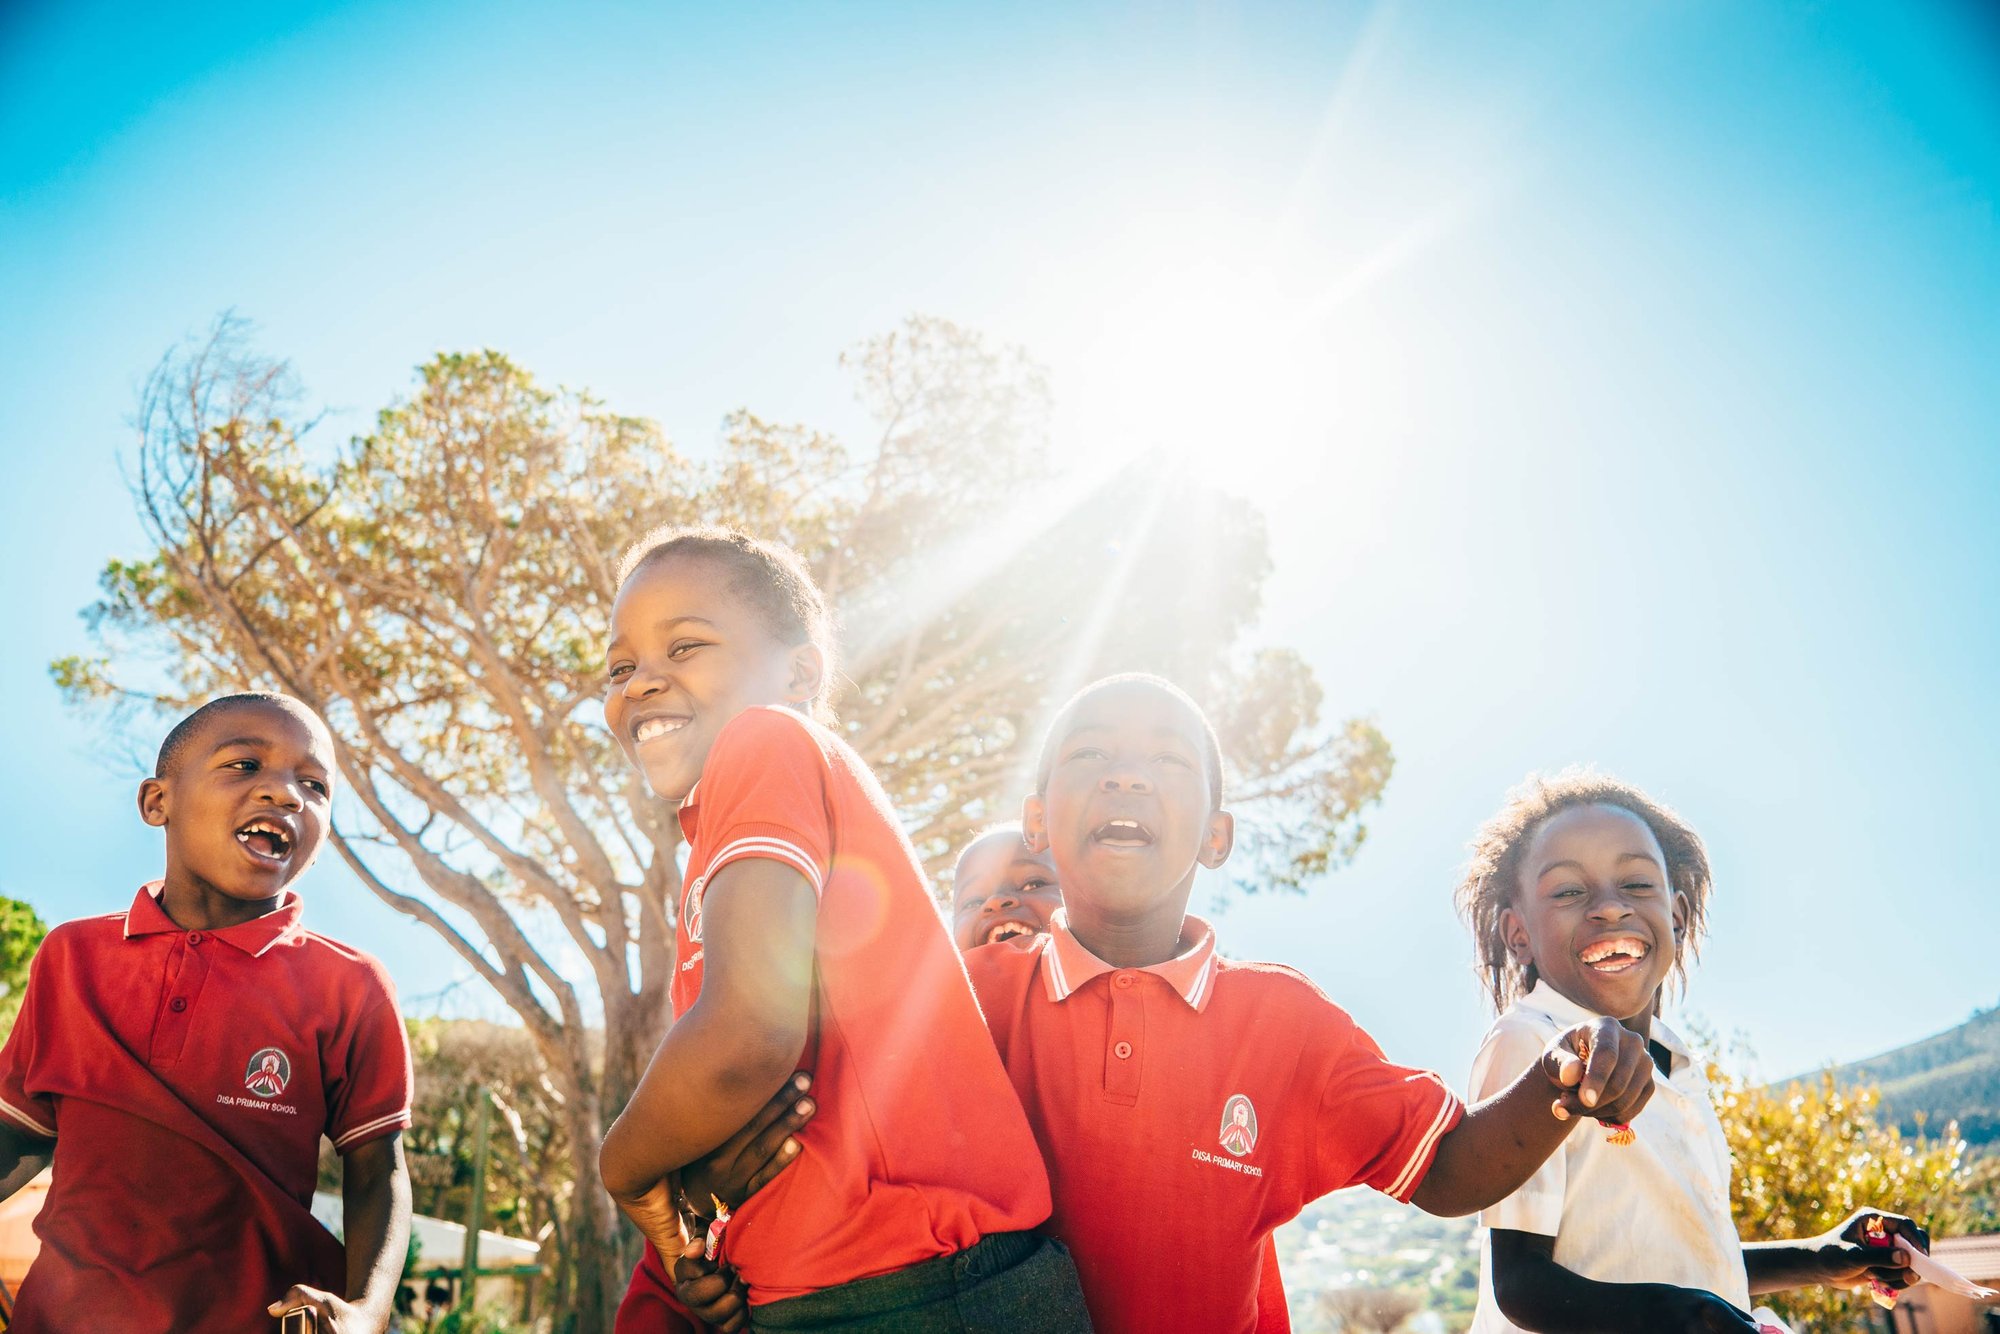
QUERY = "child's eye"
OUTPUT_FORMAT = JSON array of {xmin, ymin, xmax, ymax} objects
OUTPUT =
[
  {"xmin": 302, "ymin": 778, "xmax": 329, "ymax": 796},
  {"xmin": 668, "ymin": 640, "xmax": 707, "ymax": 659},
  {"xmin": 1068, "ymin": 746, "xmax": 1107, "ymax": 762},
  {"xmin": 607, "ymin": 662, "xmax": 634, "ymax": 682},
  {"xmin": 1022, "ymin": 878, "xmax": 1053, "ymax": 893},
  {"xmin": 1622, "ymin": 881, "xmax": 1656, "ymax": 893},
  {"xmin": 226, "ymin": 758, "xmax": 259, "ymax": 772},
  {"xmin": 1156, "ymin": 752, "xmax": 1193, "ymax": 768}
]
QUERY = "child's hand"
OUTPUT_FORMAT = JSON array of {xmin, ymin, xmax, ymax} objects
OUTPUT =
[
  {"xmin": 679, "ymin": 1071, "xmax": 815, "ymax": 1214},
  {"xmin": 1643, "ymin": 1284, "xmax": 1764, "ymax": 1332},
  {"xmin": 673, "ymin": 1232, "xmax": 752, "ymax": 1333},
  {"xmin": 1542, "ymin": 1018, "xmax": 1656, "ymax": 1126},
  {"xmin": 611, "ymin": 1176, "xmax": 690, "ymax": 1262},
  {"xmin": 1804, "ymin": 1208, "xmax": 1930, "ymax": 1291},
  {"xmin": 266, "ymin": 1285, "xmax": 378, "ymax": 1334}
]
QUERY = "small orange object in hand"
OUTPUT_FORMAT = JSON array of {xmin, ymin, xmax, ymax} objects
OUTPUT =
[
  {"xmin": 1860, "ymin": 1216, "xmax": 1899, "ymax": 1308},
  {"xmin": 703, "ymin": 1195, "xmax": 732, "ymax": 1262},
  {"xmin": 1566, "ymin": 1033, "xmax": 1638, "ymax": 1146}
]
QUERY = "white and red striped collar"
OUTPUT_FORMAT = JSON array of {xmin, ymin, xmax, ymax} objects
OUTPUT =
[{"xmin": 1038, "ymin": 909, "xmax": 1219, "ymax": 1012}]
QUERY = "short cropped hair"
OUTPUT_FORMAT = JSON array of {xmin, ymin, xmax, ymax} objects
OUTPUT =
[
  {"xmin": 1452, "ymin": 768, "xmax": 1713, "ymax": 1012},
  {"xmin": 155, "ymin": 693, "xmax": 324, "ymax": 778},
  {"xmin": 1033, "ymin": 674, "xmax": 1225, "ymax": 810},
  {"xmin": 615, "ymin": 526, "xmax": 836, "ymax": 713}
]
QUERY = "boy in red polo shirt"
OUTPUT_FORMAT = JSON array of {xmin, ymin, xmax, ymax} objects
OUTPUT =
[
  {"xmin": 0, "ymin": 693, "xmax": 413, "ymax": 1333},
  {"xmin": 963, "ymin": 674, "xmax": 1661, "ymax": 1333}
]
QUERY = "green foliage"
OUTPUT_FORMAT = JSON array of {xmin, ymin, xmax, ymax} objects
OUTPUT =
[
  {"xmin": 1830, "ymin": 1001, "xmax": 2000, "ymax": 1148},
  {"xmin": 0, "ymin": 897, "xmax": 48, "ymax": 1037},
  {"xmin": 1712, "ymin": 1055, "xmax": 1999, "ymax": 1332},
  {"xmin": 428, "ymin": 1306, "xmax": 532, "ymax": 1334}
]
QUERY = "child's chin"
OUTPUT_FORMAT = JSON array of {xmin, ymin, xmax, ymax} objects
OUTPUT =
[{"xmin": 1572, "ymin": 969, "xmax": 1661, "ymax": 1017}]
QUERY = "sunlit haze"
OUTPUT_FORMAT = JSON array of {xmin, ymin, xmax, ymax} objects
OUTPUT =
[{"xmin": 3, "ymin": 0, "xmax": 1996, "ymax": 1090}]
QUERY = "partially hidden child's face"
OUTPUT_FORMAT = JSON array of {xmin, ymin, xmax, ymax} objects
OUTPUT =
[
  {"xmin": 140, "ymin": 701, "xmax": 334, "ymax": 902},
  {"xmin": 605, "ymin": 554, "xmax": 818, "ymax": 803},
  {"xmin": 1026, "ymin": 682, "xmax": 1232, "ymax": 919},
  {"xmin": 1502, "ymin": 803, "xmax": 1688, "ymax": 1023},
  {"xmin": 950, "ymin": 832, "xmax": 1060, "ymax": 951}
]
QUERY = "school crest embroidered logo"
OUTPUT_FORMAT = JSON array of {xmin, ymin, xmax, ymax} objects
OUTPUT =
[
  {"xmin": 1218, "ymin": 1093, "xmax": 1258, "ymax": 1156},
  {"xmin": 244, "ymin": 1047, "xmax": 292, "ymax": 1099},
  {"xmin": 683, "ymin": 874, "xmax": 708, "ymax": 944}
]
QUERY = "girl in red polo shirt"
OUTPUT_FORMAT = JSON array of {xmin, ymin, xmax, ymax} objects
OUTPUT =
[{"xmin": 598, "ymin": 526, "xmax": 1091, "ymax": 1333}]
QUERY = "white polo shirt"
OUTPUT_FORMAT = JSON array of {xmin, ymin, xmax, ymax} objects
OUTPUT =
[{"xmin": 1467, "ymin": 981, "xmax": 1749, "ymax": 1333}]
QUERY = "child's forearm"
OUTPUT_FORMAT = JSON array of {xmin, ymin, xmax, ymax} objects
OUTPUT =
[
  {"xmin": 0, "ymin": 1123, "xmax": 52, "ymax": 1202},
  {"xmin": 602, "ymin": 998, "xmax": 805, "ymax": 1198},
  {"xmin": 1412, "ymin": 1064, "xmax": 1571, "ymax": 1216},
  {"xmin": 1491, "ymin": 1233, "xmax": 1676, "ymax": 1333},
  {"xmin": 1743, "ymin": 1242, "xmax": 1824, "ymax": 1294},
  {"xmin": 601, "ymin": 857, "xmax": 817, "ymax": 1200},
  {"xmin": 342, "ymin": 1135, "xmax": 412, "ymax": 1324}
]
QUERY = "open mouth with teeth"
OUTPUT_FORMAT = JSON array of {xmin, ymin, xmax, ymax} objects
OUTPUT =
[
  {"xmin": 633, "ymin": 715, "xmax": 692, "ymax": 745},
  {"xmin": 1579, "ymin": 937, "xmax": 1651, "ymax": 974},
  {"xmin": 984, "ymin": 920, "xmax": 1038, "ymax": 945},
  {"xmin": 1091, "ymin": 819, "xmax": 1154, "ymax": 848},
  {"xmin": 236, "ymin": 819, "xmax": 294, "ymax": 863}
]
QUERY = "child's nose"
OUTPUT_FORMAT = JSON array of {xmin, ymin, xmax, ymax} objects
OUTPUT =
[
  {"xmin": 983, "ymin": 892, "xmax": 1020, "ymax": 912},
  {"xmin": 622, "ymin": 661, "xmax": 671, "ymax": 698},
  {"xmin": 1588, "ymin": 891, "xmax": 1634, "ymax": 920},
  {"xmin": 260, "ymin": 777, "xmax": 305, "ymax": 809},
  {"xmin": 1100, "ymin": 769, "xmax": 1152, "ymax": 793}
]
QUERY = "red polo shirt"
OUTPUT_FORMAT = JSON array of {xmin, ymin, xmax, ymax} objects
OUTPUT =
[
  {"xmin": 0, "ymin": 883, "xmax": 413, "ymax": 1333},
  {"xmin": 967, "ymin": 912, "xmax": 1463, "ymax": 1334},
  {"xmin": 665, "ymin": 707, "xmax": 1049, "ymax": 1306}
]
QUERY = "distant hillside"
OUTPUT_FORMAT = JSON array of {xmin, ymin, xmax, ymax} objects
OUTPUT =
[{"xmin": 1821, "ymin": 1002, "xmax": 2000, "ymax": 1147}]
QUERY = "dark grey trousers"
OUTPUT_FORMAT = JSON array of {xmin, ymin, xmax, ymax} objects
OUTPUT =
[{"xmin": 749, "ymin": 1231, "xmax": 1095, "ymax": 1333}]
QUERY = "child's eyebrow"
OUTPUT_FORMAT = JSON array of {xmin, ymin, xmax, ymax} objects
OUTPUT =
[
  {"xmin": 1536, "ymin": 852, "xmax": 1665, "ymax": 877},
  {"xmin": 210, "ymin": 735, "xmax": 275, "ymax": 752},
  {"xmin": 606, "ymin": 614, "xmax": 718, "ymax": 654}
]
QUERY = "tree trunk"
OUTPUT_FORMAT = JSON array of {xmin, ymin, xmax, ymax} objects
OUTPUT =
[{"xmin": 561, "ymin": 1085, "xmax": 627, "ymax": 1333}]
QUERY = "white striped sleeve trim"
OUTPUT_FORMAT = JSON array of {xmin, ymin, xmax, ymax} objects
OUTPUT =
[
  {"xmin": 333, "ymin": 1109, "xmax": 411, "ymax": 1150},
  {"xmin": 0, "ymin": 1096, "xmax": 54, "ymax": 1139},
  {"xmin": 705, "ymin": 837, "xmax": 826, "ymax": 897},
  {"xmin": 1385, "ymin": 1076, "xmax": 1462, "ymax": 1200}
]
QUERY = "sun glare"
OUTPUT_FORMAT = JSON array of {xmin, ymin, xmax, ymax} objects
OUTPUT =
[{"xmin": 1071, "ymin": 239, "xmax": 1327, "ymax": 481}]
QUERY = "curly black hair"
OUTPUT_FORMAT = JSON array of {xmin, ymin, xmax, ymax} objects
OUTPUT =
[{"xmin": 1453, "ymin": 767, "xmax": 1712, "ymax": 1013}]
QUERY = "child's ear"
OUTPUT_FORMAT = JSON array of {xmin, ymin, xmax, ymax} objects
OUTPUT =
[
  {"xmin": 1499, "ymin": 905, "xmax": 1533, "ymax": 967},
  {"xmin": 784, "ymin": 643, "xmax": 827, "ymax": 708},
  {"xmin": 1671, "ymin": 889, "xmax": 1690, "ymax": 943},
  {"xmin": 137, "ymin": 777, "xmax": 169, "ymax": 828},
  {"xmin": 1021, "ymin": 793, "xmax": 1051, "ymax": 853},
  {"xmin": 1197, "ymin": 809, "xmax": 1235, "ymax": 870}
]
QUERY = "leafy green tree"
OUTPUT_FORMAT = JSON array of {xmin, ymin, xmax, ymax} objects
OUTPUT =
[
  {"xmin": 1712, "ymin": 1057, "xmax": 1999, "ymax": 1331},
  {"xmin": 55, "ymin": 313, "xmax": 1393, "ymax": 1326},
  {"xmin": 0, "ymin": 897, "xmax": 48, "ymax": 1037}
]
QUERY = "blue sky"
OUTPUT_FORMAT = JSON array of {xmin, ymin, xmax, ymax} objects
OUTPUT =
[{"xmin": 2, "ymin": 0, "xmax": 1995, "ymax": 1084}]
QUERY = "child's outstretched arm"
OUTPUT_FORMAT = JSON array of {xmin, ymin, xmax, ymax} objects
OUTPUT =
[
  {"xmin": 1742, "ymin": 1208, "xmax": 1928, "ymax": 1296},
  {"xmin": 0, "ymin": 1122, "xmax": 52, "ymax": 1202},
  {"xmin": 266, "ymin": 1133, "xmax": 412, "ymax": 1334},
  {"xmin": 601, "ymin": 859, "xmax": 817, "ymax": 1204},
  {"xmin": 1412, "ymin": 1017, "xmax": 1654, "ymax": 1217},
  {"xmin": 1489, "ymin": 1229, "xmax": 1763, "ymax": 1333}
]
